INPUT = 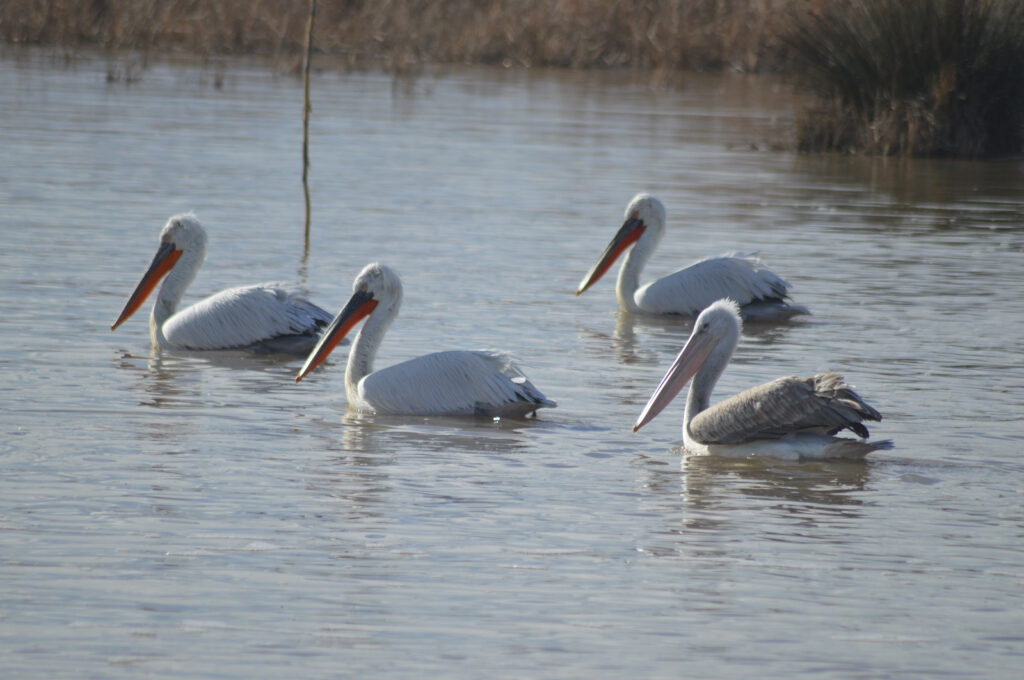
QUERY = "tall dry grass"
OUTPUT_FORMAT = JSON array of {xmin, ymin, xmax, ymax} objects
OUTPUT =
[
  {"xmin": 786, "ymin": 0, "xmax": 1024, "ymax": 156},
  {"xmin": 10, "ymin": 1, "xmax": 1021, "ymax": 157},
  {"xmin": 0, "ymin": 0, "xmax": 801, "ymax": 72}
]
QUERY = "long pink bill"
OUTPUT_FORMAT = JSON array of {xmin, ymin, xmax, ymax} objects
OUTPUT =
[{"xmin": 632, "ymin": 331, "xmax": 714, "ymax": 432}]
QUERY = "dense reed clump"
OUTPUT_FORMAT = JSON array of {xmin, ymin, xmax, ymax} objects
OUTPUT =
[
  {"xmin": 786, "ymin": 0, "xmax": 1024, "ymax": 156},
  {"xmin": 0, "ymin": 0, "xmax": 799, "ymax": 73}
]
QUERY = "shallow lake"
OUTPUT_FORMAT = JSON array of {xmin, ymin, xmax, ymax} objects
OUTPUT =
[{"xmin": 1, "ymin": 48, "xmax": 1022, "ymax": 678}]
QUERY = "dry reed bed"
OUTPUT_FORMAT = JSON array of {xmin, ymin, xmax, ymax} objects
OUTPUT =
[
  {"xmin": 0, "ymin": 0, "xmax": 798, "ymax": 72},
  {"xmin": 4, "ymin": 0, "xmax": 1023, "ymax": 156}
]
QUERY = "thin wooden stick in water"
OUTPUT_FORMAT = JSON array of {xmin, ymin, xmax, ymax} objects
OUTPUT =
[{"xmin": 301, "ymin": 0, "xmax": 317, "ymax": 247}]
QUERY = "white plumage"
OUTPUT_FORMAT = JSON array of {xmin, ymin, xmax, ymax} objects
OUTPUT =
[
  {"xmin": 576, "ymin": 193, "xmax": 808, "ymax": 322},
  {"xmin": 111, "ymin": 214, "xmax": 332, "ymax": 354},
  {"xmin": 355, "ymin": 350, "xmax": 550, "ymax": 418},
  {"xmin": 295, "ymin": 263, "xmax": 555, "ymax": 418},
  {"xmin": 633, "ymin": 299, "xmax": 888, "ymax": 459}
]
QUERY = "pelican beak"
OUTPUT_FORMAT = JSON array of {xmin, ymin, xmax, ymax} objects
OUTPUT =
[
  {"xmin": 575, "ymin": 216, "xmax": 645, "ymax": 295},
  {"xmin": 633, "ymin": 329, "xmax": 714, "ymax": 432},
  {"xmin": 110, "ymin": 241, "xmax": 182, "ymax": 331},
  {"xmin": 295, "ymin": 289, "xmax": 378, "ymax": 383}
]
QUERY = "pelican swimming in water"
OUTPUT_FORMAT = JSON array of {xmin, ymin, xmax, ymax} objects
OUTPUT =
[
  {"xmin": 576, "ymin": 193, "xmax": 808, "ymax": 322},
  {"xmin": 633, "ymin": 299, "xmax": 886, "ymax": 459},
  {"xmin": 295, "ymin": 262, "xmax": 555, "ymax": 417},
  {"xmin": 111, "ymin": 213, "xmax": 332, "ymax": 354}
]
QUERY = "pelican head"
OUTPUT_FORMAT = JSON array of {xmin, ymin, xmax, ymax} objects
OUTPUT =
[
  {"xmin": 352, "ymin": 262, "xmax": 403, "ymax": 314},
  {"xmin": 576, "ymin": 193, "xmax": 666, "ymax": 296},
  {"xmin": 158, "ymin": 213, "xmax": 208, "ymax": 254},
  {"xmin": 295, "ymin": 262, "xmax": 401, "ymax": 382},
  {"xmin": 110, "ymin": 213, "xmax": 208, "ymax": 331},
  {"xmin": 633, "ymin": 299, "xmax": 741, "ymax": 432},
  {"xmin": 625, "ymin": 193, "xmax": 667, "ymax": 233}
]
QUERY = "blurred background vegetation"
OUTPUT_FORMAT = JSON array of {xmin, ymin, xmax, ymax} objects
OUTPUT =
[
  {"xmin": 2, "ymin": 0, "xmax": 1022, "ymax": 156},
  {"xmin": 0, "ymin": 0, "xmax": 796, "ymax": 72},
  {"xmin": 786, "ymin": 0, "xmax": 1024, "ymax": 156}
]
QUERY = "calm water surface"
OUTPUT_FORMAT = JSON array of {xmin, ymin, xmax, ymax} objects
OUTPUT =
[{"xmin": 1, "ymin": 48, "xmax": 1022, "ymax": 678}]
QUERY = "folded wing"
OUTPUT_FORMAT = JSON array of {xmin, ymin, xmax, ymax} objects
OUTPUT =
[
  {"xmin": 163, "ymin": 283, "xmax": 332, "ymax": 352},
  {"xmin": 688, "ymin": 372, "xmax": 881, "ymax": 444},
  {"xmin": 358, "ymin": 350, "xmax": 555, "ymax": 417},
  {"xmin": 636, "ymin": 253, "xmax": 791, "ymax": 315}
]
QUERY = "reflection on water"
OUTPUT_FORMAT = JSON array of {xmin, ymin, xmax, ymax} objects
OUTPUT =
[
  {"xmin": 793, "ymin": 153, "xmax": 1024, "ymax": 216},
  {"xmin": 115, "ymin": 350, "xmax": 206, "ymax": 410},
  {"xmin": 679, "ymin": 453, "xmax": 869, "ymax": 507},
  {"xmin": 610, "ymin": 308, "xmax": 801, "ymax": 360},
  {"xmin": 633, "ymin": 450, "xmax": 870, "ymax": 518},
  {"xmin": 612, "ymin": 309, "xmax": 692, "ymax": 361},
  {"xmin": 116, "ymin": 347, "xmax": 301, "ymax": 408},
  {"xmin": 632, "ymin": 451, "xmax": 871, "ymax": 566},
  {"xmin": 333, "ymin": 410, "xmax": 536, "ymax": 457},
  {"xmin": 2, "ymin": 50, "xmax": 1023, "ymax": 679}
]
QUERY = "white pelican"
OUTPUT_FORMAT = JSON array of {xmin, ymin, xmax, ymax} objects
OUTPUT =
[
  {"xmin": 111, "ymin": 213, "xmax": 333, "ymax": 354},
  {"xmin": 576, "ymin": 193, "xmax": 809, "ymax": 322},
  {"xmin": 633, "ymin": 299, "xmax": 886, "ymax": 459},
  {"xmin": 295, "ymin": 263, "xmax": 556, "ymax": 418}
]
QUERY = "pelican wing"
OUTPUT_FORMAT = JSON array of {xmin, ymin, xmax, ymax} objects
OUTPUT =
[
  {"xmin": 688, "ymin": 373, "xmax": 881, "ymax": 444},
  {"xmin": 636, "ymin": 253, "xmax": 791, "ymax": 315},
  {"xmin": 358, "ymin": 350, "xmax": 555, "ymax": 417},
  {"xmin": 163, "ymin": 283, "xmax": 332, "ymax": 352}
]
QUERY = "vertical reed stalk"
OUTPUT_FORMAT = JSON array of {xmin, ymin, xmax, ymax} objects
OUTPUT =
[{"xmin": 301, "ymin": 0, "xmax": 317, "ymax": 251}]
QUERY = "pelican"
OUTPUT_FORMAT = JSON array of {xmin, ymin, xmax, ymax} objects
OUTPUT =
[
  {"xmin": 111, "ymin": 213, "xmax": 332, "ymax": 354},
  {"xmin": 576, "ymin": 193, "xmax": 808, "ymax": 322},
  {"xmin": 295, "ymin": 263, "xmax": 556, "ymax": 417},
  {"xmin": 633, "ymin": 299, "xmax": 886, "ymax": 459}
]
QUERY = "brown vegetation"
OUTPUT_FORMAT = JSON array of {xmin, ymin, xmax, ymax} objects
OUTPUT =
[
  {"xmin": 786, "ymin": 0, "xmax": 1024, "ymax": 156},
  {"xmin": 6, "ymin": 1, "xmax": 1021, "ymax": 157},
  {"xmin": 0, "ymin": 0, "xmax": 801, "ymax": 72}
]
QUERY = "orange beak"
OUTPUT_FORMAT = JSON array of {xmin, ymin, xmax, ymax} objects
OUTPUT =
[
  {"xmin": 295, "ymin": 289, "xmax": 378, "ymax": 383},
  {"xmin": 110, "ymin": 241, "xmax": 182, "ymax": 331},
  {"xmin": 575, "ymin": 217, "xmax": 645, "ymax": 295}
]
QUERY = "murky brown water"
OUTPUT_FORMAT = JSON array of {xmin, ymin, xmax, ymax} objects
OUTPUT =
[{"xmin": 2, "ymin": 48, "xmax": 1022, "ymax": 678}]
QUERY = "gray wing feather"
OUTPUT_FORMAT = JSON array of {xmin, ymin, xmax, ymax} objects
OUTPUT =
[
  {"xmin": 361, "ymin": 350, "xmax": 555, "ymax": 417},
  {"xmin": 164, "ymin": 283, "xmax": 332, "ymax": 351},
  {"xmin": 689, "ymin": 372, "xmax": 881, "ymax": 444},
  {"xmin": 638, "ymin": 254, "xmax": 791, "ymax": 315}
]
